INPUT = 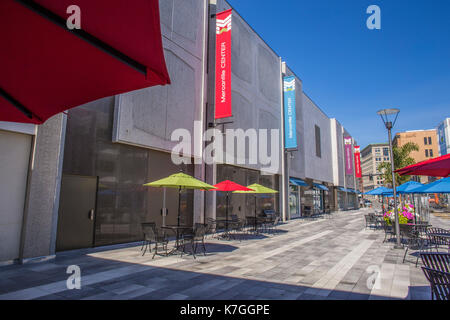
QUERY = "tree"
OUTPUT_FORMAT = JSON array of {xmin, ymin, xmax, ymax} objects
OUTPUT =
[{"xmin": 377, "ymin": 142, "xmax": 419, "ymax": 187}]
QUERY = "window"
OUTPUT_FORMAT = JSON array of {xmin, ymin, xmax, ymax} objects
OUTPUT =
[
  {"xmin": 424, "ymin": 137, "xmax": 428, "ymax": 145},
  {"xmin": 428, "ymin": 137, "xmax": 432, "ymax": 145},
  {"xmin": 425, "ymin": 149, "xmax": 429, "ymax": 157},
  {"xmin": 383, "ymin": 148, "xmax": 389, "ymax": 156},
  {"xmin": 429, "ymin": 149, "xmax": 433, "ymax": 157},
  {"xmin": 315, "ymin": 125, "xmax": 321, "ymax": 158}
]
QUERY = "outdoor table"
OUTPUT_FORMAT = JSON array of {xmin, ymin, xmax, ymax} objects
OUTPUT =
[
  {"xmin": 246, "ymin": 216, "xmax": 264, "ymax": 233},
  {"xmin": 215, "ymin": 219, "xmax": 235, "ymax": 240},
  {"xmin": 161, "ymin": 225, "xmax": 193, "ymax": 254}
]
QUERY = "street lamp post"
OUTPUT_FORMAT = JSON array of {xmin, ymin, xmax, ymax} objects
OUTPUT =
[{"xmin": 377, "ymin": 108, "xmax": 402, "ymax": 249}]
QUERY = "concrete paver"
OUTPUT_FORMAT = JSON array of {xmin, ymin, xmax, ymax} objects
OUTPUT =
[{"xmin": 1, "ymin": 208, "xmax": 449, "ymax": 300}]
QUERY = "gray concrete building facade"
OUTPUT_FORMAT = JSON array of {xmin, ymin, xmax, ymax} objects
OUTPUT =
[{"xmin": 0, "ymin": 0, "xmax": 359, "ymax": 264}]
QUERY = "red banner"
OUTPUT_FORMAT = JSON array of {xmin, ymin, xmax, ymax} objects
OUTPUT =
[
  {"xmin": 354, "ymin": 146, "xmax": 362, "ymax": 178},
  {"xmin": 215, "ymin": 9, "xmax": 232, "ymax": 119}
]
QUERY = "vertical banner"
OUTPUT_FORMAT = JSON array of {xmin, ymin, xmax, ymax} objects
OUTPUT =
[
  {"xmin": 354, "ymin": 146, "xmax": 362, "ymax": 178},
  {"xmin": 438, "ymin": 122, "xmax": 447, "ymax": 156},
  {"xmin": 214, "ymin": 9, "xmax": 232, "ymax": 119},
  {"xmin": 283, "ymin": 76, "xmax": 297, "ymax": 150},
  {"xmin": 344, "ymin": 137, "xmax": 353, "ymax": 175}
]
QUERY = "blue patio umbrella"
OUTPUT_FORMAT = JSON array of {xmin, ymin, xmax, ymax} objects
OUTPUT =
[
  {"xmin": 413, "ymin": 177, "xmax": 450, "ymax": 194},
  {"xmin": 395, "ymin": 181, "xmax": 424, "ymax": 194},
  {"xmin": 364, "ymin": 186, "xmax": 391, "ymax": 195},
  {"xmin": 364, "ymin": 186, "xmax": 393, "ymax": 213}
]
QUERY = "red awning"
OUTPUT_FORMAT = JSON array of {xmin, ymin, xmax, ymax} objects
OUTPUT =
[
  {"xmin": 394, "ymin": 154, "xmax": 450, "ymax": 177},
  {"xmin": 0, "ymin": 0, "xmax": 170, "ymax": 124}
]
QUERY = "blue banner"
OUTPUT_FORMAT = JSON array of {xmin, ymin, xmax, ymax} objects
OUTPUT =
[
  {"xmin": 283, "ymin": 76, "xmax": 297, "ymax": 150},
  {"xmin": 438, "ymin": 122, "xmax": 447, "ymax": 155}
]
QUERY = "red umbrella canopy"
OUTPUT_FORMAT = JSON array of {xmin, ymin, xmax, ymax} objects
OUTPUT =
[
  {"xmin": 395, "ymin": 154, "xmax": 450, "ymax": 177},
  {"xmin": 0, "ymin": 0, "xmax": 170, "ymax": 124},
  {"xmin": 213, "ymin": 180, "xmax": 254, "ymax": 192}
]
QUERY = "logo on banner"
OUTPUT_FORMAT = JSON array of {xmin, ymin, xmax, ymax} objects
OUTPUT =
[
  {"xmin": 283, "ymin": 76, "xmax": 297, "ymax": 150},
  {"xmin": 284, "ymin": 78, "xmax": 295, "ymax": 92},
  {"xmin": 216, "ymin": 14, "xmax": 232, "ymax": 34},
  {"xmin": 215, "ymin": 9, "xmax": 232, "ymax": 119}
]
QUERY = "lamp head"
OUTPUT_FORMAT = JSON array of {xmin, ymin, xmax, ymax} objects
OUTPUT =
[{"xmin": 377, "ymin": 108, "xmax": 400, "ymax": 129}]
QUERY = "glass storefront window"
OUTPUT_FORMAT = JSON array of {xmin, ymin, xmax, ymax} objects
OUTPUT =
[
  {"xmin": 63, "ymin": 100, "xmax": 194, "ymax": 247},
  {"xmin": 217, "ymin": 165, "xmax": 280, "ymax": 220},
  {"xmin": 289, "ymin": 185, "xmax": 299, "ymax": 218}
]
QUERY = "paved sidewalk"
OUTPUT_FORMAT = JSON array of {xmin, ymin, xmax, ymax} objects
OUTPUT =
[{"xmin": 1, "ymin": 208, "xmax": 448, "ymax": 300}]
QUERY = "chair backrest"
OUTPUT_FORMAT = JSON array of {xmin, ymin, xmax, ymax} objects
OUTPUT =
[
  {"xmin": 380, "ymin": 220, "xmax": 393, "ymax": 232},
  {"xmin": 205, "ymin": 218, "xmax": 216, "ymax": 233},
  {"xmin": 141, "ymin": 222, "xmax": 156, "ymax": 240},
  {"xmin": 193, "ymin": 223, "xmax": 207, "ymax": 239},
  {"xmin": 420, "ymin": 253, "xmax": 450, "ymax": 273},
  {"xmin": 273, "ymin": 216, "xmax": 280, "ymax": 225},
  {"xmin": 426, "ymin": 228, "xmax": 450, "ymax": 245},
  {"xmin": 421, "ymin": 267, "xmax": 450, "ymax": 300},
  {"xmin": 399, "ymin": 224, "xmax": 415, "ymax": 238},
  {"xmin": 428, "ymin": 227, "xmax": 450, "ymax": 235}
]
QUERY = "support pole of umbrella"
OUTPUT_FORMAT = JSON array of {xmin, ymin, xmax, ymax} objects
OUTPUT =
[
  {"xmin": 226, "ymin": 191, "xmax": 230, "ymax": 234},
  {"xmin": 254, "ymin": 195, "xmax": 257, "ymax": 232},
  {"xmin": 162, "ymin": 187, "xmax": 167, "ymax": 227},
  {"xmin": 177, "ymin": 186, "xmax": 181, "ymax": 227}
]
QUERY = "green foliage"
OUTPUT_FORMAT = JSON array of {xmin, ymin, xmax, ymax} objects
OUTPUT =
[{"xmin": 377, "ymin": 142, "xmax": 419, "ymax": 187}]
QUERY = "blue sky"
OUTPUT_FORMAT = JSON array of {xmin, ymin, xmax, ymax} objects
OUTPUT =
[{"xmin": 226, "ymin": 0, "xmax": 450, "ymax": 149}]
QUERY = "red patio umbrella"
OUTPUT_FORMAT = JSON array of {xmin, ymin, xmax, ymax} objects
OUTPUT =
[
  {"xmin": 0, "ymin": 0, "xmax": 170, "ymax": 124},
  {"xmin": 213, "ymin": 180, "xmax": 254, "ymax": 232},
  {"xmin": 395, "ymin": 154, "xmax": 450, "ymax": 177}
]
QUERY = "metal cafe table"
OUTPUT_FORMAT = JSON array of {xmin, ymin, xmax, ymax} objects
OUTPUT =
[
  {"xmin": 161, "ymin": 225, "xmax": 192, "ymax": 254},
  {"xmin": 215, "ymin": 219, "xmax": 235, "ymax": 240}
]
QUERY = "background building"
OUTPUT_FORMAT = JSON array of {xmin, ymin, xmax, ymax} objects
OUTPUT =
[
  {"xmin": 360, "ymin": 143, "xmax": 389, "ymax": 191},
  {"xmin": 393, "ymin": 129, "xmax": 439, "ymax": 184},
  {"xmin": 436, "ymin": 118, "xmax": 450, "ymax": 156}
]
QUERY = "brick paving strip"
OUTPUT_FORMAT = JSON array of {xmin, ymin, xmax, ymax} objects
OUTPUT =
[{"xmin": 0, "ymin": 208, "xmax": 449, "ymax": 300}]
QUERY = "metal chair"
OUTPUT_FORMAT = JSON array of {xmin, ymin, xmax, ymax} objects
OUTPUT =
[
  {"xmin": 245, "ymin": 216, "xmax": 261, "ymax": 234},
  {"xmin": 426, "ymin": 227, "xmax": 450, "ymax": 252},
  {"xmin": 399, "ymin": 224, "xmax": 422, "ymax": 264},
  {"xmin": 141, "ymin": 222, "xmax": 155, "ymax": 254},
  {"xmin": 420, "ymin": 252, "xmax": 450, "ymax": 273},
  {"xmin": 205, "ymin": 217, "xmax": 217, "ymax": 239},
  {"xmin": 181, "ymin": 223, "xmax": 207, "ymax": 259},
  {"xmin": 380, "ymin": 220, "xmax": 394, "ymax": 243},
  {"xmin": 421, "ymin": 266, "xmax": 450, "ymax": 300},
  {"xmin": 265, "ymin": 215, "xmax": 280, "ymax": 234},
  {"xmin": 229, "ymin": 214, "xmax": 245, "ymax": 240},
  {"xmin": 364, "ymin": 215, "xmax": 376, "ymax": 230},
  {"xmin": 141, "ymin": 222, "xmax": 169, "ymax": 259}
]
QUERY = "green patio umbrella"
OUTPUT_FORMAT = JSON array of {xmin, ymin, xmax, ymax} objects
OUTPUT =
[
  {"xmin": 144, "ymin": 172, "xmax": 216, "ymax": 226},
  {"xmin": 233, "ymin": 183, "xmax": 278, "ymax": 232}
]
